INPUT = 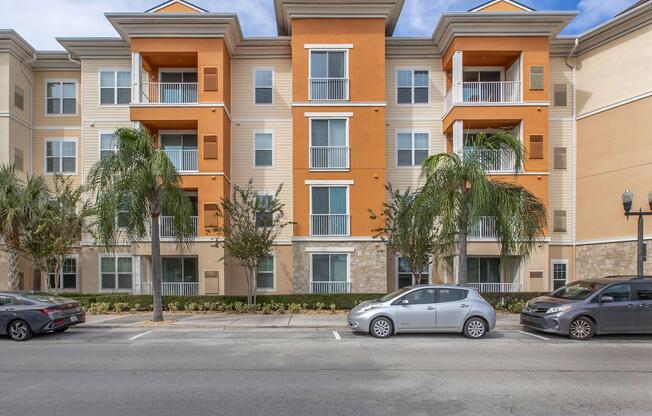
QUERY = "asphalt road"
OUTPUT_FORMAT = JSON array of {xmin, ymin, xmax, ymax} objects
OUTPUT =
[{"xmin": 2, "ymin": 327, "xmax": 652, "ymax": 416}]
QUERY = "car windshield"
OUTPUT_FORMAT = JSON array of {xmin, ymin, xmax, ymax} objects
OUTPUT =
[
  {"xmin": 551, "ymin": 281, "xmax": 605, "ymax": 300},
  {"xmin": 22, "ymin": 294, "xmax": 73, "ymax": 305},
  {"xmin": 378, "ymin": 287, "xmax": 412, "ymax": 302}
]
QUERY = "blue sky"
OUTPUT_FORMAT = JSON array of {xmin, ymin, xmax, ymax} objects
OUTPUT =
[{"xmin": 0, "ymin": 0, "xmax": 639, "ymax": 50}]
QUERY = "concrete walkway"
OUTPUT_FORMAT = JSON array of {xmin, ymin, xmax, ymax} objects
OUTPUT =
[{"xmin": 82, "ymin": 312, "xmax": 521, "ymax": 330}]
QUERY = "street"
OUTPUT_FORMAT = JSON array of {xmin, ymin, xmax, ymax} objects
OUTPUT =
[{"xmin": 2, "ymin": 326, "xmax": 652, "ymax": 416}]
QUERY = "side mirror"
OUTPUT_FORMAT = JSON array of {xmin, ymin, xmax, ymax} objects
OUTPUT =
[
  {"xmin": 600, "ymin": 295, "xmax": 615, "ymax": 304},
  {"xmin": 400, "ymin": 299, "xmax": 410, "ymax": 305}
]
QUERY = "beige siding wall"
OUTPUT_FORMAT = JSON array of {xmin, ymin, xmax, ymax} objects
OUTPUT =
[
  {"xmin": 576, "ymin": 24, "xmax": 652, "ymax": 116},
  {"xmin": 1, "ymin": 53, "xmax": 33, "ymax": 175},
  {"xmin": 385, "ymin": 58, "xmax": 445, "ymax": 191},
  {"xmin": 33, "ymin": 70, "xmax": 81, "ymax": 127},
  {"xmin": 231, "ymin": 58, "xmax": 293, "ymax": 241}
]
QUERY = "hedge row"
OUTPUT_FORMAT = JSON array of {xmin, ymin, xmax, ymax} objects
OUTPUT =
[{"xmin": 59, "ymin": 292, "xmax": 547, "ymax": 313}]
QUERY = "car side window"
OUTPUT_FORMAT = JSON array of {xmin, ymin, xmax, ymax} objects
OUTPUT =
[
  {"xmin": 436, "ymin": 288, "xmax": 467, "ymax": 303},
  {"xmin": 401, "ymin": 288, "xmax": 435, "ymax": 305},
  {"xmin": 634, "ymin": 283, "xmax": 652, "ymax": 301},
  {"xmin": 600, "ymin": 284, "xmax": 632, "ymax": 302},
  {"xmin": 0, "ymin": 296, "xmax": 15, "ymax": 306}
]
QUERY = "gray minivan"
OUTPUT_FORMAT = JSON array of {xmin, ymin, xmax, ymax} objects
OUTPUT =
[{"xmin": 520, "ymin": 276, "xmax": 652, "ymax": 340}]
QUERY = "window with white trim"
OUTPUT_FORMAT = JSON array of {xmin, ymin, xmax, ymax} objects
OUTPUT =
[
  {"xmin": 397, "ymin": 257, "xmax": 430, "ymax": 289},
  {"xmin": 552, "ymin": 261, "xmax": 568, "ymax": 291},
  {"xmin": 100, "ymin": 256, "xmax": 133, "ymax": 291},
  {"xmin": 553, "ymin": 84, "xmax": 567, "ymax": 107},
  {"xmin": 254, "ymin": 69, "xmax": 273, "ymax": 104},
  {"xmin": 397, "ymin": 132, "xmax": 429, "ymax": 167},
  {"xmin": 397, "ymin": 69, "xmax": 429, "ymax": 104},
  {"xmin": 100, "ymin": 133, "xmax": 117, "ymax": 159},
  {"xmin": 311, "ymin": 254, "xmax": 348, "ymax": 285},
  {"xmin": 256, "ymin": 255, "xmax": 275, "ymax": 290},
  {"xmin": 100, "ymin": 70, "xmax": 131, "ymax": 105},
  {"xmin": 46, "ymin": 81, "xmax": 76, "ymax": 114},
  {"xmin": 254, "ymin": 132, "xmax": 273, "ymax": 167},
  {"xmin": 255, "ymin": 193, "xmax": 273, "ymax": 227},
  {"xmin": 45, "ymin": 139, "xmax": 76, "ymax": 174},
  {"xmin": 48, "ymin": 258, "xmax": 77, "ymax": 291}
]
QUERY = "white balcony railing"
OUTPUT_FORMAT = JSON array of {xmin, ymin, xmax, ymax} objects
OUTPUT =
[
  {"xmin": 464, "ymin": 148, "xmax": 517, "ymax": 172},
  {"xmin": 468, "ymin": 216, "xmax": 497, "ymax": 239},
  {"xmin": 140, "ymin": 82, "xmax": 198, "ymax": 104},
  {"xmin": 467, "ymin": 282, "xmax": 523, "ymax": 293},
  {"xmin": 310, "ymin": 214, "xmax": 349, "ymax": 236},
  {"xmin": 311, "ymin": 281, "xmax": 351, "ymax": 294},
  {"xmin": 163, "ymin": 149, "xmax": 198, "ymax": 172},
  {"xmin": 310, "ymin": 146, "xmax": 349, "ymax": 170},
  {"xmin": 309, "ymin": 78, "xmax": 349, "ymax": 100},
  {"xmin": 462, "ymin": 81, "xmax": 521, "ymax": 104},
  {"xmin": 159, "ymin": 216, "xmax": 198, "ymax": 239},
  {"xmin": 140, "ymin": 282, "xmax": 199, "ymax": 296}
]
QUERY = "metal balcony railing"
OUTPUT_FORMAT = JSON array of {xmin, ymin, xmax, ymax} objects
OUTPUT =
[
  {"xmin": 310, "ymin": 281, "xmax": 351, "ymax": 294},
  {"xmin": 309, "ymin": 78, "xmax": 349, "ymax": 100},
  {"xmin": 310, "ymin": 214, "xmax": 349, "ymax": 236},
  {"xmin": 463, "ymin": 148, "xmax": 517, "ymax": 172},
  {"xmin": 140, "ymin": 82, "xmax": 198, "ymax": 104},
  {"xmin": 162, "ymin": 149, "xmax": 198, "ymax": 172},
  {"xmin": 309, "ymin": 146, "xmax": 350, "ymax": 170}
]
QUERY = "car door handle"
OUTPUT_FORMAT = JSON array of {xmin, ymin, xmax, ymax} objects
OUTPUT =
[
  {"xmin": 460, "ymin": 304, "xmax": 470, "ymax": 308},
  {"xmin": 626, "ymin": 304, "xmax": 636, "ymax": 309},
  {"xmin": 426, "ymin": 306, "xmax": 435, "ymax": 310},
  {"xmin": 639, "ymin": 304, "xmax": 647, "ymax": 308}
]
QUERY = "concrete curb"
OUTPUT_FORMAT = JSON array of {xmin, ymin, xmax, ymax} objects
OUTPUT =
[{"xmin": 80, "ymin": 323, "xmax": 525, "ymax": 331}]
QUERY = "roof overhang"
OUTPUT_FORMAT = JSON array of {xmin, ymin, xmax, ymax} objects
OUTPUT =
[
  {"xmin": 274, "ymin": 0, "xmax": 404, "ymax": 36},
  {"xmin": 0, "ymin": 30, "xmax": 35, "ymax": 61},
  {"xmin": 57, "ymin": 37, "xmax": 131, "ymax": 59},
  {"xmin": 432, "ymin": 11, "xmax": 577, "ymax": 54},
  {"xmin": 104, "ymin": 13, "xmax": 245, "ymax": 54},
  {"xmin": 31, "ymin": 51, "xmax": 80, "ymax": 70},
  {"xmin": 385, "ymin": 37, "xmax": 439, "ymax": 59}
]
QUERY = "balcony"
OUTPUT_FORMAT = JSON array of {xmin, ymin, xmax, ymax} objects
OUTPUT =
[
  {"xmin": 309, "ymin": 78, "xmax": 349, "ymax": 101},
  {"xmin": 310, "ymin": 214, "xmax": 349, "ymax": 236},
  {"xmin": 463, "ymin": 147, "xmax": 517, "ymax": 172},
  {"xmin": 468, "ymin": 216, "xmax": 497, "ymax": 239},
  {"xmin": 467, "ymin": 282, "xmax": 523, "ymax": 293},
  {"xmin": 159, "ymin": 216, "xmax": 198, "ymax": 239},
  {"xmin": 445, "ymin": 81, "xmax": 521, "ymax": 114},
  {"xmin": 162, "ymin": 149, "xmax": 198, "ymax": 172},
  {"xmin": 309, "ymin": 146, "xmax": 349, "ymax": 170},
  {"xmin": 139, "ymin": 82, "xmax": 198, "ymax": 104},
  {"xmin": 311, "ymin": 281, "xmax": 351, "ymax": 294},
  {"xmin": 139, "ymin": 282, "xmax": 199, "ymax": 296}
]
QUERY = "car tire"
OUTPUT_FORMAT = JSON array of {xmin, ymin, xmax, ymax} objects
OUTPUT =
[
  {"xmin": 370, "ymin": 317, "xmax": 393, "ymax": 338},
  {"xmin": 7, "ymin": 319, "xmax": 33, "ymax": 342},
  {"xmin": 463, "ymin": 317, "xmax": 487, "ymax": 339},
  {"xmin": 569, "ymin": 317, "xmax": 595, "ymax": 340}
]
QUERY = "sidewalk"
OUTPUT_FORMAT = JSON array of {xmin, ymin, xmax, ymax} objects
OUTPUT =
[{"xmin": 82, "ymin": 312, "xmax": 522, "ymax": 331}]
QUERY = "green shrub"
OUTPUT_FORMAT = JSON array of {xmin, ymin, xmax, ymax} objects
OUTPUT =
[
  {"xmin": 329, "ymin": 303, "xmax": 337, "ymax": 313},
  {"xmin": 287, "ymin": 303, "xmax": 302, "ymax": 314},
  {"xmin": 315, "ymin": 302, "xmax": 325, "ymax": 311},
  {"xmin": 261, "ymin": 303, "xmax": 274, "ymax": 314},
  {"xmin": 113, "ymin": 302, "xmax": 129, "ymax": 313},
  {"xmin": 167, "ymin": 302, "xmax": 180, "ymax": 312}
]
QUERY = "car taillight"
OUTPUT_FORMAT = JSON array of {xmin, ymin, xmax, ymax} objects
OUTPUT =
[{"xmin": 39, "ymin": 307, "xmax": 55, "ymax": 316}]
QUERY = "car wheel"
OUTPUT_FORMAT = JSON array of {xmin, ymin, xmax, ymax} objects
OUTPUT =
[
  {"xmin": 7, "ymin": 320, "xmax": 33, "ymax": 342},
  {"xmin": 569, "ymin": 317, "xmax": 595, "ymax": 340},
  {"xmin": 370, "ymin": 317, "xmax": 393, "ymax": 338},
  {"xmin": 463, "ymin": 317, "xmax": 487, "ymax": 339}
]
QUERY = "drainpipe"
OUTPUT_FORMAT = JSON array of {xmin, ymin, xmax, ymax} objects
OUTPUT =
[{"xmin": 565, "ymin": 38, "xmax": 579, "ymax": 279}]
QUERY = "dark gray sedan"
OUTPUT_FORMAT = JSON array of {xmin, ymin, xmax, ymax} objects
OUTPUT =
[{"xmin": 0, "ymin": 292, "xmax": 85, "ymax": 341}]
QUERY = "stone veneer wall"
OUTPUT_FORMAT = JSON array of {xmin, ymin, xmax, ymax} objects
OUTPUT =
[
  {"xmin": 576, "ymin": 240, "xmax": 652, "ymax": 279},
  {"xmin": 292, "ymin": 241, "xmax": 387, "ymax": 293}
]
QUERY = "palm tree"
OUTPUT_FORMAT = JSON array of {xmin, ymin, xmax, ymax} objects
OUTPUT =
[
  {"xmin": 417, "ymin": 130, "xmax": 547, "ymax": 286},
  {"xmin": 0, "ymin": 165, "xmax": 49, "ymax": 290},
  {"xmin": 87, "ymin": 128, "xmax": 195, "ymax": 321}
]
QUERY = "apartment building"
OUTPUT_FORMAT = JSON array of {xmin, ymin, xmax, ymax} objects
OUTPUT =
[{"xmin": 0, "ymin": 0, "xmax": 651, "ymax": 295}]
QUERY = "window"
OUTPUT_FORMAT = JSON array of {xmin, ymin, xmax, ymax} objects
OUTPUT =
[
  {"xmin": 255, "ymin": 193, "xmax": 273, "ymax": 227},
  {"xmin": 553, "ymin": 147, "xmax": 567, "ymax": 170},
  {"xmin": 254, "ymin": 132, "xmax": 273, "ymax": 167},
  {"xmin": 310, "ymin": 50, "xmax": 347, "ymax": 100},
  {"xmin": 100, "ymin": 133, "xmax": 117, "ymax": 159},
  {"xmin": 13, "ymin": 148, "xmax": 23, "ymax": 172},
  {"xmin": 529, "ymin": 66, "xmax": 544, "ymax": 90},
  {"xmin": 553, "ymin": 84, "xmax": 567, "ymax": 107},
  {"xmin": 635, "ymin": 283, "xmax": 652, "ymax": 301},
  {"xmin": 552, "ymin": 261, "xmax": 568, "ymax": 291},
  {"xmin": 100, "ymin": 71, "xmax": 131, "ymax": 105},
  {"xmin": 529, "ymin": 135, "xmax": 544, "ymax": 160},
  {"xmin": 45, "ymin": 139, "xmax": 76, "ymax": 174},
  {"xmin": 310, "ymin": 119, "xmax": 347, "ymax": 169},
  {"xmin": 553, "ymin": 210, "xmax": 567, "ymax": 233},
  {"xmin": 436, "ymin": 288, "xmax": 467, "ymax": 303},
  {"xmin": 100, "ymin": 256, "xmax": 133, "ymax": 291},
  {"xmin": 14, "ymin": 85, "xmax": 24, "ymax": 110},
  {"xmin": 117, "ymin": 198, "xmax": 129, "ymax": 229},
  {"xmin": 256, "ymin": 255, "xmax": 275, "ymax": 290},
  {"xmin": 467, "ymin": 257, "xmax": 500, "ymax": 284},
  {"xmin": 397, "ymin": 69, "xmax": 429, "ymax": 104},
  {"xmin": 600, "ymin": 284, "xmax": 632, "ymax": 302},
  {"xmin": 254, "ymin": 69, "xmax": 273, "ymax": 104},
  {"xmin": 311, "ymin": 186, "xmax": 348, "ymax": 236},
  {"xmin": 160, "ymin": 132, "xmax": 198, "ymax": 172},
  {"xmin": 397, "ymin": 132, "xmax": 429, "ymax": 167},
  {"xmin": 312, "ymin": 254, "xmax": 348, "ymax": 283},
  {"xmin": 0, "ymin": 296, "xmax": 16, "ymax": 306},
  {"xmin": 48, "ymin": 258, "xmax": 77, "ymax": 291},
  {"xmin": 401, "ymin": 288, "xmax": 435, "ymax": 305},
  {"xmin": 397, "ymin": 257, "xmax": 430, "ymax": 289},
  {"xmin": 162, "ymin": 257, "xmax": 198, "ymax": 283},
  {"xmin": 46, "ymin": 81, "xmax": 76, "ymax": 114}
]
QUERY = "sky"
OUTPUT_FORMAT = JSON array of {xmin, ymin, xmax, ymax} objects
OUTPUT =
[{"xmin": 0, "ymin": 0, "xmax": 640, "ymax": 50}]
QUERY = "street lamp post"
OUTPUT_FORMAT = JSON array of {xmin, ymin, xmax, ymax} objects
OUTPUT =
[{"xmin": 621, "ymin": 190, "xmax": 652, "ymax": 276}]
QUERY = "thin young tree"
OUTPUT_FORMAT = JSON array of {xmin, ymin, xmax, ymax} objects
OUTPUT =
[
  {"xmin": 370, "ymin": 184, "xmax": 439, "ymax": 286},
  {"xmin": 87, "ymin": 127, "xmax": 195, "ymax": 321},
  {"xmin": 0, "ymin": 165, "xmax": 49, "ymax": 290},
  {"xmin": 210, "ymin": 179, "xmax": 292, "ymax": 306},
  {"xmin": 418, "ymin": 130, "xmax": 547, "ymax": 286}
]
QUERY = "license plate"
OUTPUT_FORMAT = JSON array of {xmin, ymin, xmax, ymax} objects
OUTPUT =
[{"xmin": 69, "ymin": 315, "xmax": 78, "ymax": 323}]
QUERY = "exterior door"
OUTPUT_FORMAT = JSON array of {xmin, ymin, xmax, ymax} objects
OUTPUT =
[
  {"xmin": 595, "ymin": 284, "xmax": 637, "ymax": 333},
  {"xmin": 396, "ymin": 288, "xmax": 436, "ymax": 330},
  {"xmin": 435, "ymin": 288, "xmax": 470, "ymax": 329},
  {"xmin": 633, "ymin": 283, "xmax": 652, "ymax": 332}
]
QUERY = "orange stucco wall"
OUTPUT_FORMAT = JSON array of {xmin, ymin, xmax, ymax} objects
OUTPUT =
[
  {"xmin": 152, "ymin": 2, "xmax": 201, "ymax": 13},
  {"xmin": 476, "ymin": 1, "xmax": 529, "ymax": 12}
]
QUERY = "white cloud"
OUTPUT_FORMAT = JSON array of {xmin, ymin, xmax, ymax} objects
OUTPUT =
[{"xmin": 563, "ymin": 0, "xmax": 638, "ymax": 34}]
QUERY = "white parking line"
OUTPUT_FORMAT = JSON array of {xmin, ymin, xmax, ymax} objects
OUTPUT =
[
  {"xmin": 332, "ymin": 331, "xmax": 342, "ymax": 340},
  {"xmin": 129, "ymin": 331, "xmax": 153, "ymax": 341},
  {"xmin": 517, "ymin": 330, "xmax": 550, "ymax": 341}
]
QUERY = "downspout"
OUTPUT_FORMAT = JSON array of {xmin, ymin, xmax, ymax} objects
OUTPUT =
[{"xmin": 565, "ymin": 38, "xmax": 579, "ymax": 279}]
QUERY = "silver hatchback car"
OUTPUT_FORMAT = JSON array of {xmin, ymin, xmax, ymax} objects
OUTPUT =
[{"xmin": 347, "ymin": 285, "xmax": 496, "ymax": 339}]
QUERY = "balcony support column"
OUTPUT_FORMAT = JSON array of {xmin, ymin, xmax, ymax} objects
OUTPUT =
[
  {"xmin": 452, "ymin": 51, "xmax": 463, "ymax": 103},
  {"xmin": 131, "ymin": 52, "xmax": 142, "ymax": 104},
  {"xmin": 452, "ymin": 120, "xmax": 464, "ymax": 155}
]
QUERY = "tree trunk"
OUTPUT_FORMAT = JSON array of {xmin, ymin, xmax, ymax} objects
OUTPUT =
[
  {"xmin": 7, "ymin": 248, "xmax": 20, "ymax": 291},
  {"xmin": 458, "ymin": 228, "xmax": 468, "ymax": 286},
  {"xmin": 32, "ymin": 268, "xmax": 41, "ymax": 291},
  {"xmin": 151, "ymin": 214, "xmax": 164, "ymax": 322},
  {"xmin": 244, "ymin": 268, "xmax": 253, "ymax": 306},
  {"xmin": 252, "ymin": 268, "xmax": 257, "ymax": 306},
  {"xmin": 53, "ymin": 257, "xmax": 62, "ymax": 295}
]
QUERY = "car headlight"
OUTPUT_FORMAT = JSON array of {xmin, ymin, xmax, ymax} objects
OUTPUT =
[
  {"xmin": 546, "ymin": 305, "xmax": 572, "ymax": 314},
  {"xmin": 358, "ymin": 303, "xmax": 383, "ymax": 313}
]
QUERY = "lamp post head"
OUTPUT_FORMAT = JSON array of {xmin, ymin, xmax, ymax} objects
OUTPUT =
[{"xmin": 622, "ymin": 190, "xmax": 633, "ymax": 214}]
